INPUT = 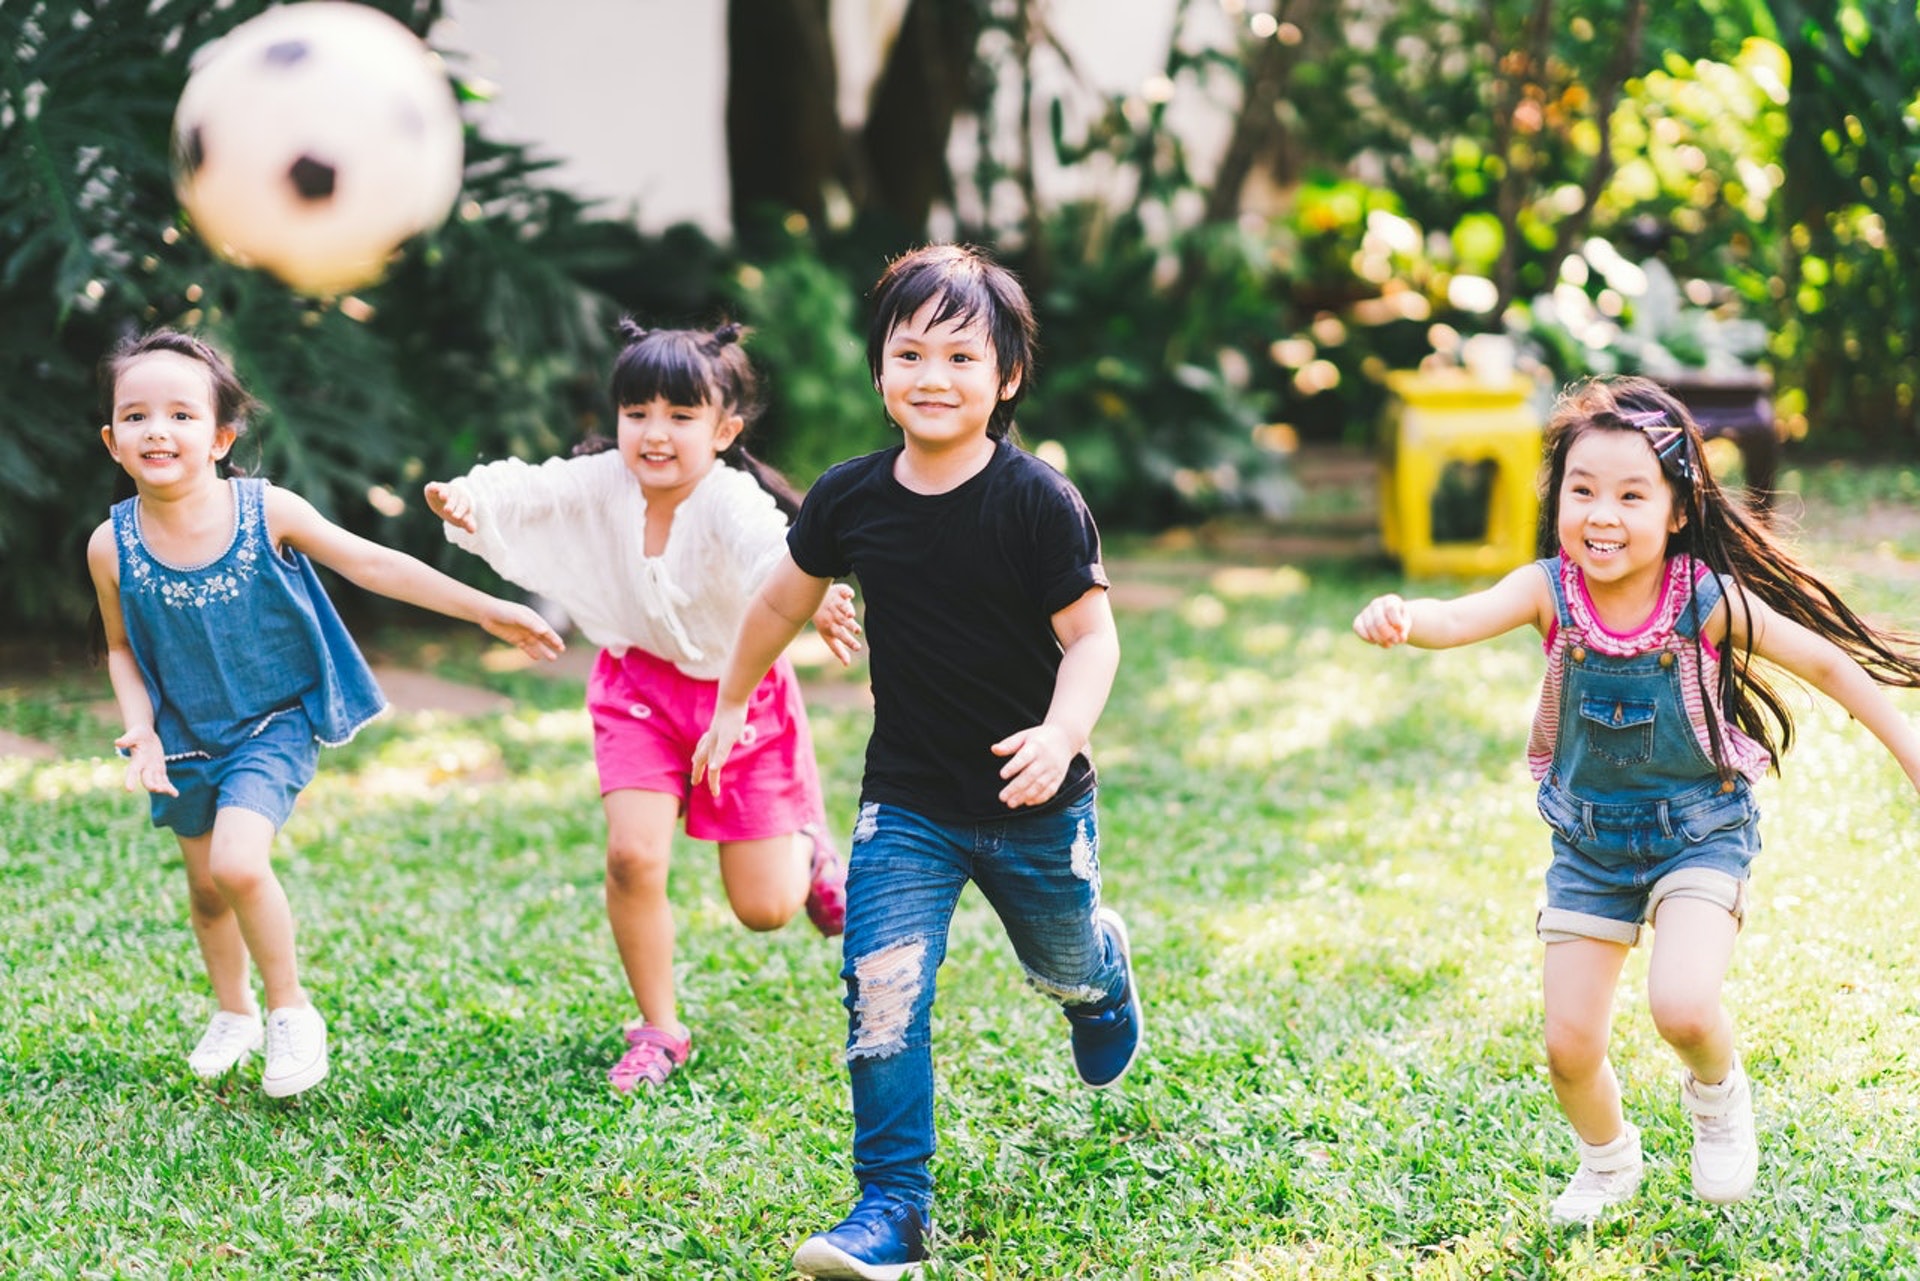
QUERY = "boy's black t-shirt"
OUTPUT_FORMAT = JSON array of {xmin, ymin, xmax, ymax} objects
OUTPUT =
[{"xmin": 788, "ymin": 437, "xmax": 1109, "ymax": 822}]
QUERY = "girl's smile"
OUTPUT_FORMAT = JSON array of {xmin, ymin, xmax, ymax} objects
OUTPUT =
[
  {"xmin": 1557, "ymin": 429, "xmax": 1685, "ymax": 605},
  {"xmin": 617, "ymin": 395, "xmax": 742, "ymax": 503},
  {"xmin": 101, "ymin": 350, "xmax": 235, "ymax": 490}
]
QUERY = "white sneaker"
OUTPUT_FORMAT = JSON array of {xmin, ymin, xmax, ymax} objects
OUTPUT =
[
  {"xmin": 262, "ymin": 1004, "xmax": 329, "ymax": 1098},
  {"xmin": 1549, "ymin": 1122, "xmax": 1644, "ymax": 1225},
  {"xmin": 187, "ymin": 1009, "xmax": 263, "ymax": 1078},
  {"xmin": 1682, "ymin": 1060, "xmax": 1758, "ymax": 1203}
]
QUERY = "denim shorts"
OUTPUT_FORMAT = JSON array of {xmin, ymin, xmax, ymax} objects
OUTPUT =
[
  {"xmin": 1535, "ymin": 776, "xmax": 1760, "ymax": 946},
  {"xmin": 150, "ymin": 708, "xmax": 320, "ymax": 837}
]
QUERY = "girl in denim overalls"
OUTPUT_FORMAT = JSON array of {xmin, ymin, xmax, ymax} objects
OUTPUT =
[
  {"xmin": 1356, "ymin": 376, "xmax": 1920, "ymax": 1224},
  {"xmin": 87, "ymin": 329, "xmax": 564, "ymax": 1098}
]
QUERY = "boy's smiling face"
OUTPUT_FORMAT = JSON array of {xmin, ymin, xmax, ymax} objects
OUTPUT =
[{"xmin": 878, "ymin": 301, "xmax": 1020, "ymax": 455}]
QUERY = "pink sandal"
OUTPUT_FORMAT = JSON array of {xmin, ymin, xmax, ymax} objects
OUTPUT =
[
  {"xmin": 608, "ymin": 1022, "xmax": 692, "ymax": 1093},
  {"xmin": 802, "ymin": 824, "xmax": 847, "ymax": 937}
]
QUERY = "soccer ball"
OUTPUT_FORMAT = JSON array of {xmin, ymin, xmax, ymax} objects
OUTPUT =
[{"xmin": 171, "ymin": 2, "xmax": 464, "ymax": 296}]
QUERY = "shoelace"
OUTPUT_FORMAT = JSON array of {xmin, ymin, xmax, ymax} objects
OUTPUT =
[{"xmin": 268, "ymin": 1011, "xmax": 315, "ymax": 1062}]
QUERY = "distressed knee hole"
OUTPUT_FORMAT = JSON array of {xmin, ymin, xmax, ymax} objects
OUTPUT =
[{"xmin": 848, "ymin": 937, "xmax": 926, "ymax": 1061}]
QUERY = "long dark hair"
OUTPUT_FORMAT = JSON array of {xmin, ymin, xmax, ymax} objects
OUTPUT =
[
  {"xmin": 99, "ymin": 327, "xmax": 261, "ymax": 478},
  {"xmin": 865, "ymin": 243, "xmax": 1037, "ymax": 441},
  {"xmin": 1537, "ymin": 375, "xmax": 1920, "ymax": 776},
  {"xmin": 578, "ymin": 319, "xmax": 801, "ymax": 518}
]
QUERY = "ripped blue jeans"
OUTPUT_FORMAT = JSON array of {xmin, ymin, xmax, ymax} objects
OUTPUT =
[{"xmin": 839, "ymin": 792, "xmax": 1124, "ymax": 1213}]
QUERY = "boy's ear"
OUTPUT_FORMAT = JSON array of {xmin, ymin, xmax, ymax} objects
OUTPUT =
[{"xmin": 1000, "ymin": 365, "xmax": 1023, "ymax": 401}]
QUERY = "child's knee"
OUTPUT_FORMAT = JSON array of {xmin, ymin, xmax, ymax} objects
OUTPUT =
[
  {"xmin": 1544, "ymin": 1019, "xmax": 1609, "ymax": 1080},
  {"xmin": 605, "ymin": 836, "xmax": 670, "ymax": 894},
  {"xmin": 1649, "ymin": 990, "xmax": 1723, "ymax": 1050}
]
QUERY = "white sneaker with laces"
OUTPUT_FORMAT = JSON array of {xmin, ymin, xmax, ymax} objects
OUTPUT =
[
  {"xmin": 262, "ymin": 1004, "xmax": 329, "ymax": 1098},
  {"xmin": 187, "ymin": 1009, "xmax": 263, "ymax": 1078},
  {"xmin": 1549, "ymin": 1122, "xmax": 1643, "ymax": 1225},
  {"xmin": 1682, "ymin": 1059, "xmax": 1757, "ymax": 1204}
]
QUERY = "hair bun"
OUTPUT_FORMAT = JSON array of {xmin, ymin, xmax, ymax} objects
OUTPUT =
[
  {"xmin": 714, "ymin": 322, "xmax": 744, "ymax": 346},
  {"xmin": 616, "ymin": 317, "xmax": 649, "ymax": 344}
]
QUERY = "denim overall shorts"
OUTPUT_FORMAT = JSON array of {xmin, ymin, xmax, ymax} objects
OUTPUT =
[{"xmin": 1534, "ymin": 559, "xmax": 1760, "ymax": 946}]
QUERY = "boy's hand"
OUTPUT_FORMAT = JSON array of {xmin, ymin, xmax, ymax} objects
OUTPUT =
[
  {"xmin": 481, "ymin": 600, "xmax": 566, "ymax": 661},
  {"xmin": 992, "ymin": 722, "xmax": 1076, "ymax": 809},
  {"xmin": 812, "ymin": 583, "xmax": 862, "ymax": 666},
  {"xmin": 692, "ymin": 703, "xmax": 749, "ymax": 798},
  {"xmin": 424, "ymin": 481, "xmax": 476, "ymax": 533},
  {"xmin": 115, "ymin": 727, "xmax": 178, "ymax": 797},
  {"xmin": 1353, "ymin": 594, "xmax": 1413, "ymax": 648}
]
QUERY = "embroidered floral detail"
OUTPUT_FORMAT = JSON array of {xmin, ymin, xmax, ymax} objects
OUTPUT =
[{"xmin": 122, "ymin": 490, "xmax": 263, "ymax": 608}]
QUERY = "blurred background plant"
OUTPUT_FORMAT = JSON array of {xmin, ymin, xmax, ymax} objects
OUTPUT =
[{"xmin": 4, "ymin": 0, "xmax": 1915, "ymax": 632}]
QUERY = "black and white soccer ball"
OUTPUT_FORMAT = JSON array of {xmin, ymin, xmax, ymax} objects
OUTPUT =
[{"xmin": 171, "ymin": 2, "xmax": 464, "ymax": 296}]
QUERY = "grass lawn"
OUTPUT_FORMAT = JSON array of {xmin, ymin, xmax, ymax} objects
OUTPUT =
[{"xmin": 2, "ymin": 463, "xmax": 1916, "ymax": 1278}]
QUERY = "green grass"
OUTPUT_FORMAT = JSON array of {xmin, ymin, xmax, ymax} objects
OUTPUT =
[{"xmin": 3, "ymin": 468, "xmax": 1918, "ymax": 1278}]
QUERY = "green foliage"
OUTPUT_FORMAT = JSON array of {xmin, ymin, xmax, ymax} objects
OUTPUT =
[
  {"xmin": 2, "ymin": 470, "xmax": 1917, "ymax": 1276},
  {"xmin": 0, "ymin": 0, "xmax": 711, "ymax": 631}
]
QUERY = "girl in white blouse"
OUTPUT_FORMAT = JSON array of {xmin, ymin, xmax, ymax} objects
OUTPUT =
[{"xmin": 427, "ymin": 320, "xmax": 860, "ymax": 1091}]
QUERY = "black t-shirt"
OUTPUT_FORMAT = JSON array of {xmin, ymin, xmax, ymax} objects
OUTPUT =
[{"xmin": 789, "ymin": 438, "xmax": 1109, "ymax": 822}]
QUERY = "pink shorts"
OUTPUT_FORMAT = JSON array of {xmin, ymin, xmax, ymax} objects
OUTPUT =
[{"xmin": 587, "ymin": 647, "xmax": 826, "ymax": 843}]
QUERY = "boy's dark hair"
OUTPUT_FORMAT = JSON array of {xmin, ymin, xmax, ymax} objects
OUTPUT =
[
  {"xmin": 582, "ymin": 318, "xmax": 801, "ymax": 518},
  {"xmin": 99, "ymin": 327, "xmax": 260, "ymax": 478},
  {"xmin": 1538, "ymin": 374, "xmax": 1920, "ymax": 776},
  {"xmin": 865, "ymin": 243, "xmax": 1037, "ymax": 441}
]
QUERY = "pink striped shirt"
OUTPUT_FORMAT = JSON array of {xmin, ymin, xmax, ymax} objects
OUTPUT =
[{"xmin": 1527, "ymin": 555, "xmax": 1771, "ymax": 784}]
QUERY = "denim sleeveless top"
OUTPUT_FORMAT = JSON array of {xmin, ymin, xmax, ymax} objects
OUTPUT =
[
  {"xmin": 112, "ymin": 477, "xmax": 387, "ymax": 760},
  {"xmin": 1531, "ymin": 554, "xmax": 1767, "ymax": 803}
]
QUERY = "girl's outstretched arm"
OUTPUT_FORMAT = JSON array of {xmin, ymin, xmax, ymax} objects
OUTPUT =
[
  {"xmin": 992, "ymin": 586, "xmax": 1119, "ymax": 809},
  {"xmin": 1730, "ymin": 595, "xmax": 1920, "ymax": 792},
  {"xmin": 87, "ymin": 522, "xmax": 178, "ymax": 797},
  {"xmin": 263, "ymin": 487, "xmax": 564, "ymax": 661},
  {"xmin": 695, "ymin": 554, "xmax": 832, "ymax": 795},
  {"xmin": 1353, "ymin": 562, "xmax": 1553, "ymax": 650}
]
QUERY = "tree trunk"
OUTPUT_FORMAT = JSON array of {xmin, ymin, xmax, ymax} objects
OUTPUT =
[
  {"xmin": 725, "ymin": 0, "xmax": 843, "ymax": 241},
  {"xmin": 856, "ymin": 0, "xmax": 981, "ymax": 235}
]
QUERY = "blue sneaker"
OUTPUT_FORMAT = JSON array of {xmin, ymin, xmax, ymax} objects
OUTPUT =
[
  {"xmin": 791, "ymin": 1196, "xmax": 930, "ymax": 1280},
  {"xmin": 1067, "ymin": 907, "xmax": 1143, "ymax": 1089}
]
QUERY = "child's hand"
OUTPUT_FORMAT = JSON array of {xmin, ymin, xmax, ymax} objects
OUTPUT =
[
  {"xmin": 114, "ymin": 727, "xmax": 178, "ymax": 797},
  {"xmin": 812, "ymin": 583, "xmax": 862, "ymax": 666},
  {"xmin": 480, "ymin": 600, "xmax": 566, "ymax": 661},
  {"xmin": 992, "ymin": 722, "xmax": 1076, "ymax": 809},
  {"xmin": 1353, "ymin": 594, "xmax": 1413, "ymax": 647},
  {"xmin": 692, "ymin": 703, "xmax": 749, "ymax": 798},
  {"xmin": 424, "ymin": 481, "xmax": 476, "ymax": 533}
]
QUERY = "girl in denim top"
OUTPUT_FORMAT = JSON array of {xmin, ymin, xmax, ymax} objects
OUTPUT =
[
  {"xmin": 1355, "ymin": 376, "xmax": 1920, "ymax": 1225},
  {"xmin": 87, "ymin": 329, "xmax": 564, "ymax": 1099}
]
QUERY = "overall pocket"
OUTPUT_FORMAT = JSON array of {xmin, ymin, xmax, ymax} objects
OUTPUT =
[{"xmin": 1578, "ymin": 695, "xmax": 1655, "ymax": 767}]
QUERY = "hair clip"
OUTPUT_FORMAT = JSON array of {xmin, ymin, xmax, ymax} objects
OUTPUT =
[
  {"xmin": 1624, "ymin": 409, "xmax": 1694, "ymax": 483},
  {"xmin": 713, "ymin": 322, "xmax": 743, "ymax": 346}
]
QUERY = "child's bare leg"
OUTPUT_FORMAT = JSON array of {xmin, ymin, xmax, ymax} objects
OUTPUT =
[
  {"xmin": 603, "ymin": 789, "xmax": 684, "ymax": 1036},
  {"xmin": 1647, "ymin": 897, "xmax": 1738, "ymax": 1080},
  {"xmin": 1542, "ymin": 937, "xmax": 1633, "ymax": 1142},
  {"xmin": 179, "ymin": 830, "xmax": 256, "ymax": 1014},
  {"xmin": 717, "ymin": 833, "xmax": 810, "ymax": 932},
  {"xmin": 205, "ymin": 807, "xmax": 304, "ymax": 1011}
]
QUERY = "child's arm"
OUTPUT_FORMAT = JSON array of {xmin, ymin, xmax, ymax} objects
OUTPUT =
[
  {"xmin": 86, "ymin": 522, "xmax": 178, "ymax": 797},
  {"xmin": 264, "ymin": 487, "xmax": 564, "ymax": 661},
  {"xmin": 1353, "ymin": 563, "xmax": 1552, "ymax": 650},
  {"xmin": 992, "ymin": 586, "xmax": 1120, "ymax": 809},
  {"xmin": 693, "ymin": 554, "xmax": 833, "ymax": 795},
  {"xmin": 1730, "ymin": 595, "xmax": 1920, "ymax": 792}
]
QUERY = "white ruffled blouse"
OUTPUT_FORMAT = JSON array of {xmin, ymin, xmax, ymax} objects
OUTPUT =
[{"xmin": 441, "ymin": 450, "xmax": 788, "ymax": 679}]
